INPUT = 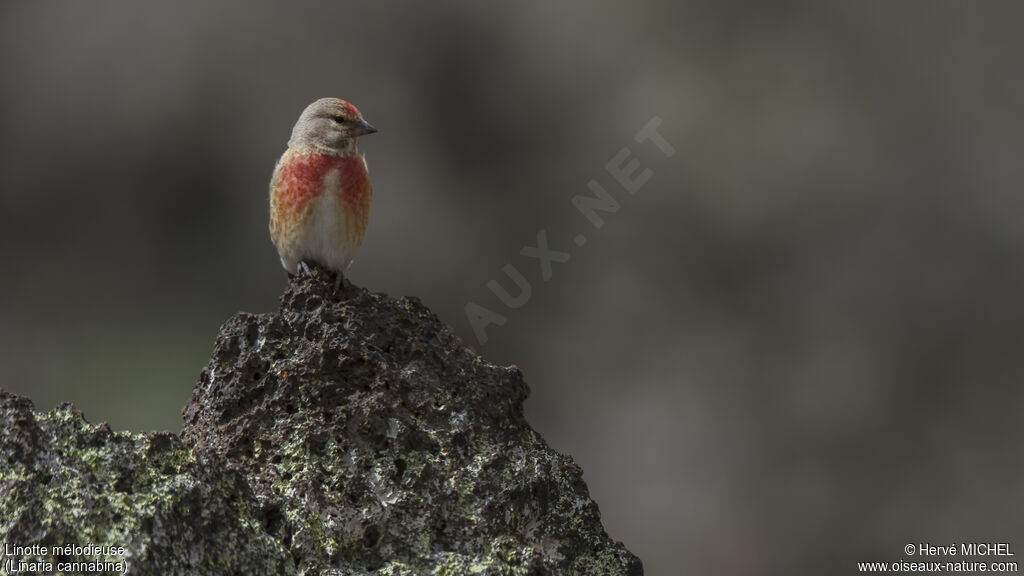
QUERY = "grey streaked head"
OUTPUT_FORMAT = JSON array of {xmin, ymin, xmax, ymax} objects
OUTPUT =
[{"xmin": 287, "ymin": 98, "xmax": 377, "ymax": 154}]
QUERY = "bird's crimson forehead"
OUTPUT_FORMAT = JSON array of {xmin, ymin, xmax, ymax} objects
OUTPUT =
[{"xmin": 339, "ymin": 100, "xmax": 359, "ymax": 116}]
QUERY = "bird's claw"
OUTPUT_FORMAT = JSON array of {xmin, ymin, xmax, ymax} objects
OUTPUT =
[{"xmin": 332, "ymin": 273, "xmax": 343, "ymax": 298}]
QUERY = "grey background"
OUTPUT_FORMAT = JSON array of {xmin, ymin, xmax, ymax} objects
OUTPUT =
[{"xmin": 2, "ymin": 1, "xmax": 1023, "ymax": 573}]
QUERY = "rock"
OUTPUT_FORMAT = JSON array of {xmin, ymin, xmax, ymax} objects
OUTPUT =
[
  {"xmin": 2, "ymin": 264, "xmax": 643, "ymax": 575},
  {"xmin": 0, "ymin": 391, "xmax": 291, "ymax": 575}
]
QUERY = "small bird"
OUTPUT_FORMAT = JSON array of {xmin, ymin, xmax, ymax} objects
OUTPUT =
[{"xmin": 269, "ymin": 98, "xmax": 377, "ymax": 280}]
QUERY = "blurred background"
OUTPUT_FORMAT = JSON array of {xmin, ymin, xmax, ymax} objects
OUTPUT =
[{"xmin": 3, "ymin": 1, "xmax": 1023, "ymax": 573}]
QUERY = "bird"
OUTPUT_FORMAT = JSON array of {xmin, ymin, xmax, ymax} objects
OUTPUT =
[{"xmin": 269, "ymin": 98, "xmax": 378, "ymax": 284}]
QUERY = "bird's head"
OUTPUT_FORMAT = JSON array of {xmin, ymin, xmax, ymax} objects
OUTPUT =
[{"xmin": 288, "ymin": 98, "xmax": 377, "ymax": 155}]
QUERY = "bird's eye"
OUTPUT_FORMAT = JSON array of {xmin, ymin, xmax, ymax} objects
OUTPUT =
[{"xmin": 333, "ymin": 116, "xmax": 346, "ymax": 123}]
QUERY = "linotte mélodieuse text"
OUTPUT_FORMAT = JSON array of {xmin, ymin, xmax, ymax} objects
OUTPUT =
[
  {"xmin": 2, "ymin": 542, "xmax": 128, "ymax": 574},
  {"xmin": 2, "ymin": 543, "xmax": 126, "ymax": 556}
]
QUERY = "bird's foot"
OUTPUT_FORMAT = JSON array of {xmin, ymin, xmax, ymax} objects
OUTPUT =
[
  {"xmin": 297, "ymin": 260, "xmax": 314, "ymax": 277},
  {"xmin": 332, "ymin": 272, "xmax": 344, "ymax": 298}
]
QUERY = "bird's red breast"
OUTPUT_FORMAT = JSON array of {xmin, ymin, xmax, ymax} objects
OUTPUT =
[
  {"xmin": 269, "ymin": 149, "xmax": 373, "ymax": 257},
  {"xmin": 273, "ymin": 151, "xmax": 370, "ymax": 216},
  {"xmin": 270, "ymin": 148, "xmax": 370, "ymax": 227}
]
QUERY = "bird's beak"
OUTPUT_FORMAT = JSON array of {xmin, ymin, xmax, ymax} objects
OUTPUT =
[{"xmin": 353, "ymin": 119, "xmax": 378, "ymax": 136}]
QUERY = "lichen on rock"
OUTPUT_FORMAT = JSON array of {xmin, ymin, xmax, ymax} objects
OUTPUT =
[
  {"xmin": 1, "ymin": 265, "xmax": 642, "ymax": 575},
  {"xmin": 0, "ymin": 392, "xmax": 291, "ymax": 575}
]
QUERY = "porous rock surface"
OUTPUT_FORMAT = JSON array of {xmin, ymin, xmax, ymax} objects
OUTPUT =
[
  {"xmin": 0, "ymin": 393, "xmax": 290, "ymax": 574},
  {"xmin": 1, "ymin": 265, "xmax": 642, "ymax": 575}
]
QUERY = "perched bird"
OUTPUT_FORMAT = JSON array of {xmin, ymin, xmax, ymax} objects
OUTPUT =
[{"xmin": 269, "ymin": 98, "xmax": 377, "ymax": 280}]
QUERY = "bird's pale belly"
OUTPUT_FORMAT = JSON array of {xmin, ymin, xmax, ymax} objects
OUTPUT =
[{"xmin": 295, "ymin": 180, "xmax": 359, "ymax": 272}]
